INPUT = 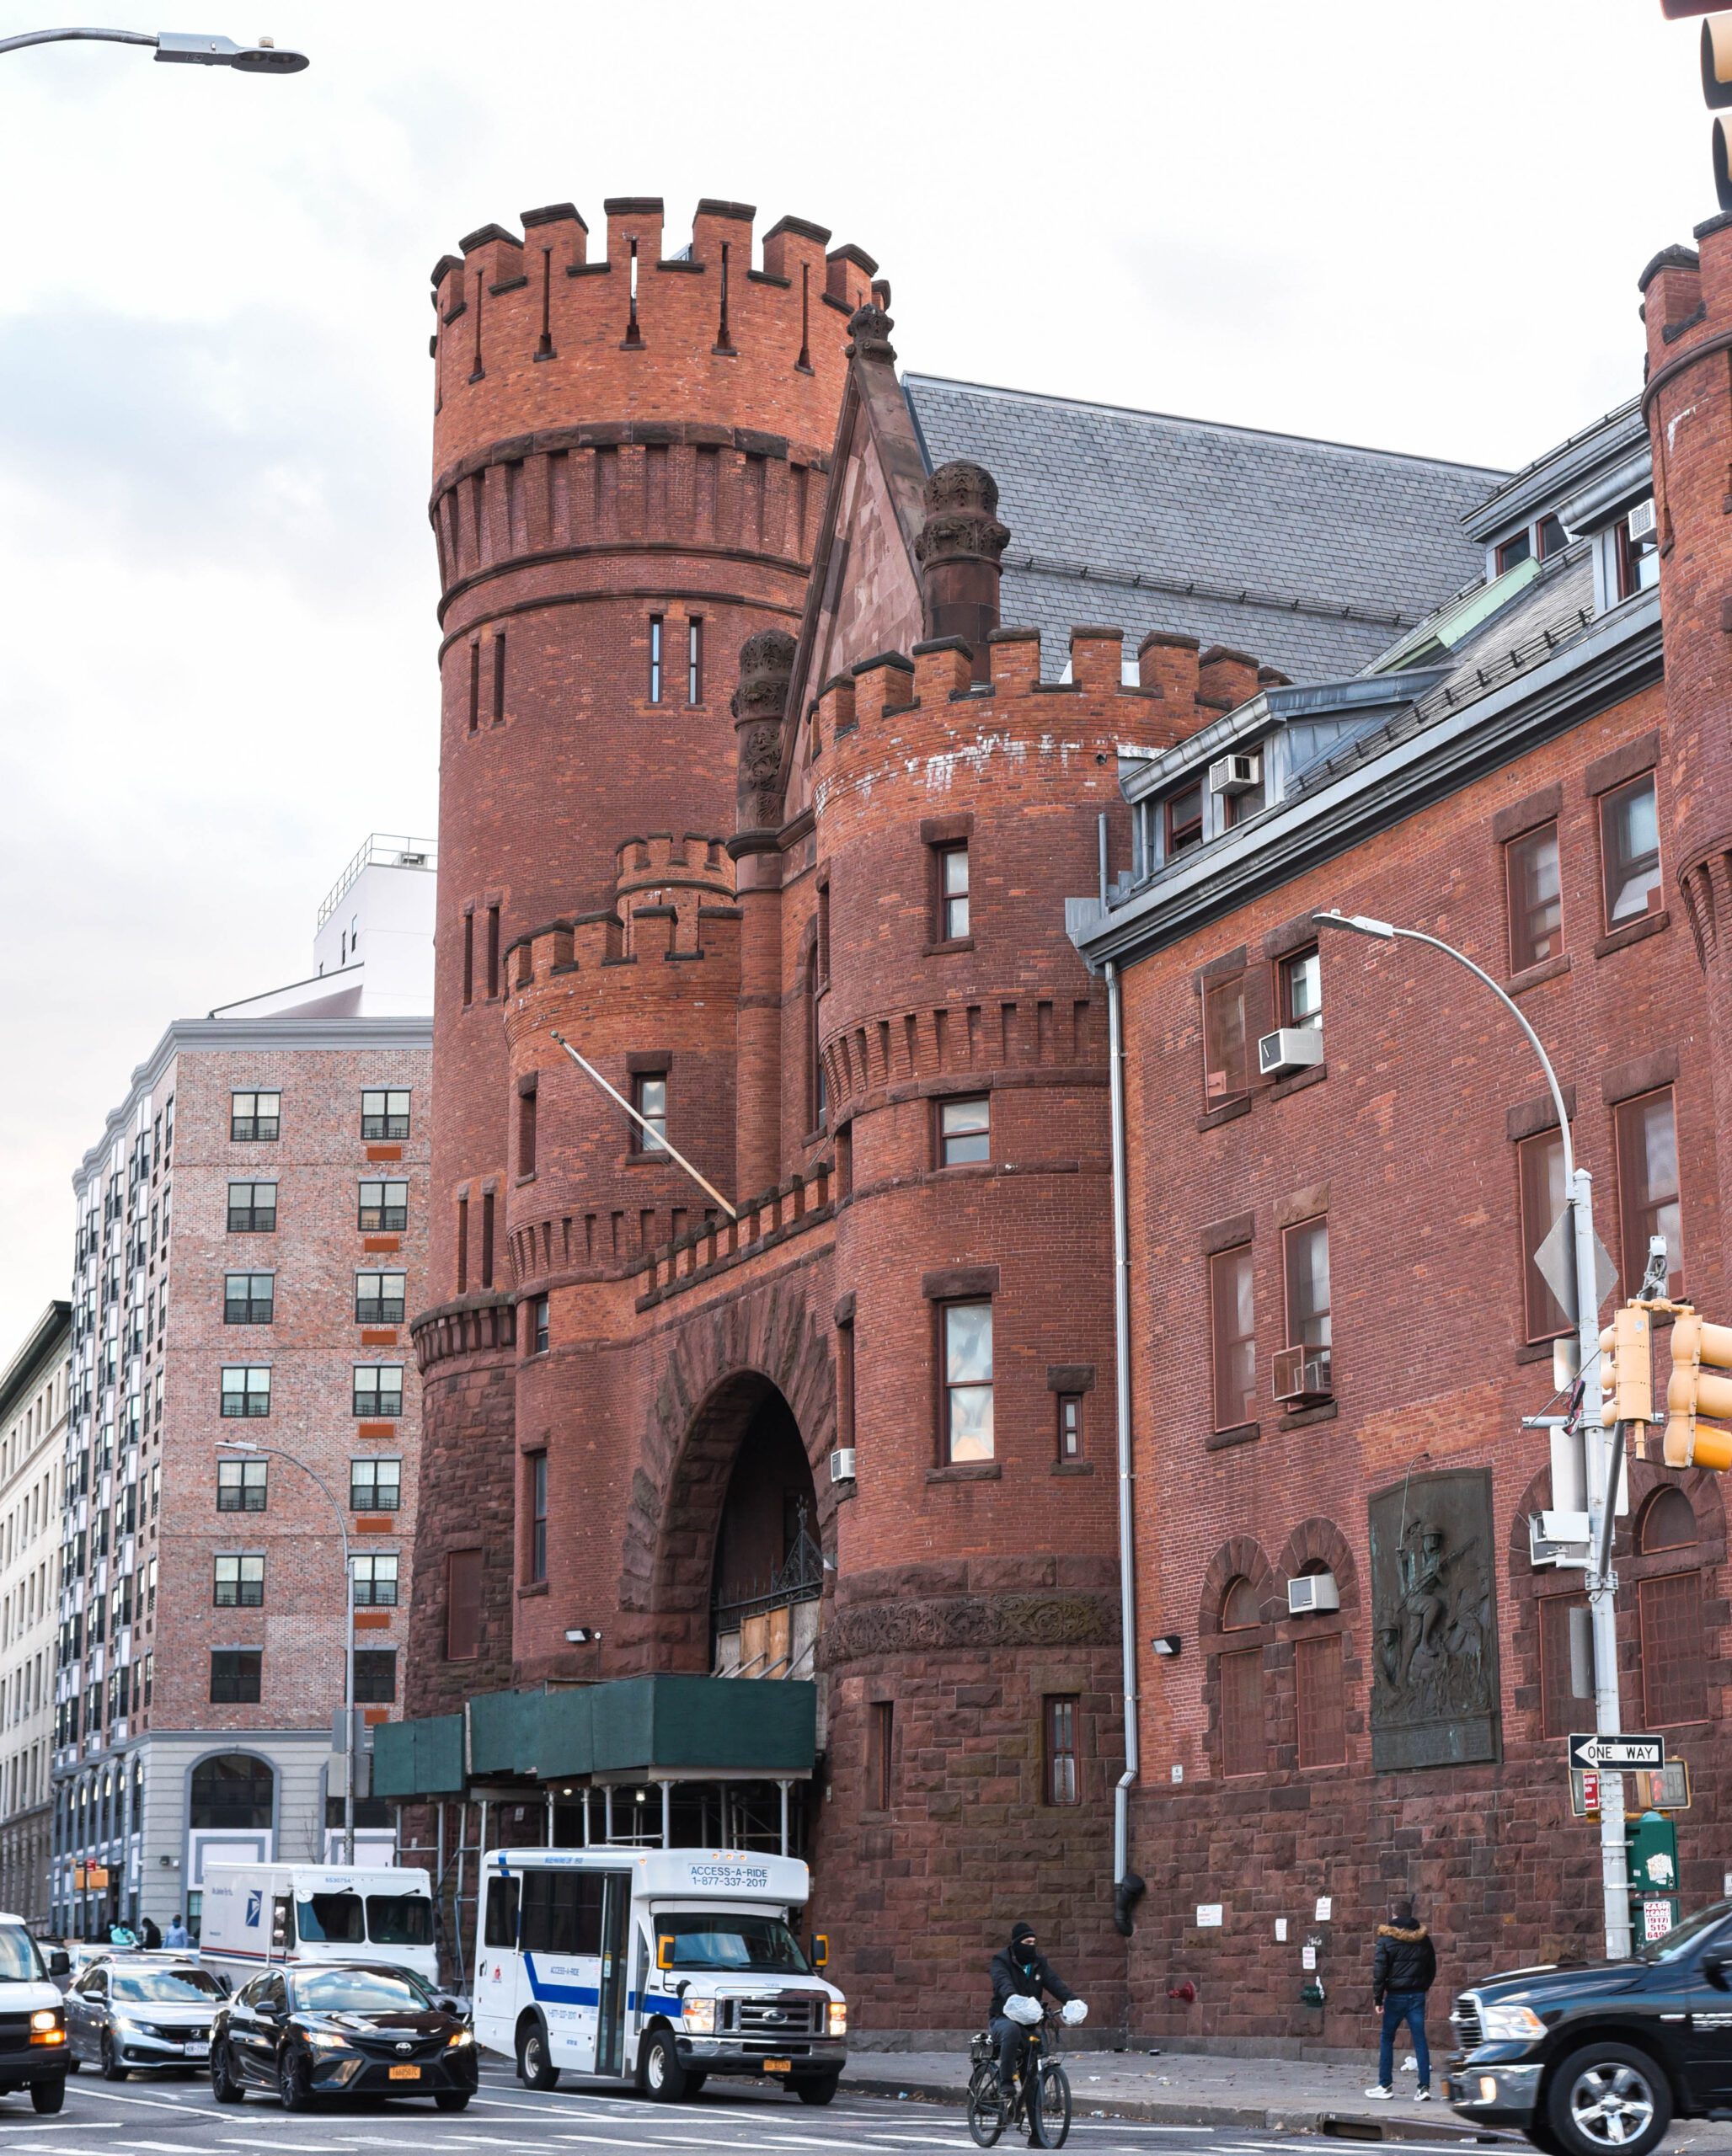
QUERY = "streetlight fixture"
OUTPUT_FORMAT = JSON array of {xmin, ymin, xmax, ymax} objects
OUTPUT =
[
  {"xmin": 1312, "ymin": 907, "xmax": 1632, "ymax": 1960},
  {"xmin": 0, "ymin": 27, "xmax": 308, "ymax": 70},
  {"xmin": 213, "ymin": 1438, "xmax": 356, "ymax": 1863}
]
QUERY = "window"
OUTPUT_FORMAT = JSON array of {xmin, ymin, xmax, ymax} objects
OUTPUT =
[
  {"xmin": 1278, "ymin": 946, "xmax": 1322, "ymax": 1030},
  {"xmin": 938, "ymin": 843, "xmax": 970, "ymax": 941},
  {"xmin": 1294, "ymin": 1633, "xmax": 1346, "ymax": 1769},
  {"xmin": 867, "ymin": 1700, "xmax": 894, "ymax": 1811},
  {"xmin": 209, "ymin": 1651, "xmax": 261, "ymax": 1706},
  {"xmin": 230, "ymin": 1091, "xmax": 280, "ymax": 1143},
  {"xmin": 1210, "ymin": 1245, "xmax": 1256, "ymax": 1430},
  {"xmin": 1518, "ymin": 1129, "xmax": 1570, "ymax": 1341},
  {"xmin": 941, "ymin": 1301, "xmax": 993, "ymax": 1462},
  {"xmin": 1219, "ymin": 1645, "xmax": 1264, "ymax": 1777},
  {"xmin": 1203, "ymin": 977, "xmax": 1248, "ymax": 1101},
  {"xmin": 633, "ymin": 1074, "xmax": 668, "ymax": 1153},
  {"xmin": 527, "ymin": 1453, "xmax": 548, "ymax": 1584},
  {"xmin": 462, "ymin": 913, "xmax": 474, "ymax": 1006},
  {"xmin": 354, "ymin": 1649, "xmax": 397, "ymax": 1705},
  {"xmin": 1617, "ymin": 507, "xmax": 1660, "ymax": 600},
  {"xmin": 521, "ymin": 1869, "xmax": 605, "ymax": 1957},
  {"xmin": 484, "ymin": 1876, "xmax": 519, "ymax": 1951},
  {"xmin": 1166, "ymin": 783, "xmax": 1204, "ymax": 857},
  {"xmin": 1601, "ymin": 772, "xmax": 1662, "ymax": 928},
  {"xmin": 223, "ymin": 1273, "xmax": 274, "ymax": 1326},
  {"xmin": 1495, "ymin": 529, "xmax": 1532, "ymax": 574},
  {"xmin": 1537, "ymin": 513, "xmax": 1569, "ymax": 560},
  {"xmin": 687, "ymin": 616, "xmax": 703, "ymax": 704},
  {"xmin": 1616, "ymin": 1088, "xmax": 1682, "ymax": 1297},
  {"xmin": 1057, "ymin": 1393, "xmax": 1083, "ymax": 1461},
  {"xmin": 221, "ymin": 1365, "xmax": 271, "ymax": 1419},
  {"xmin": 467, "ymin": 639, "xmax": 480, "ymax": 734},
  {"xmin": 358, "ymin": 1180, "xmax": 409, "ymax": 1232},
  {"xmin": 517, "ymin": 1085, "xmax": 537, "ymax": 1178},
  {"xmin": 492, "ymin": 630, "xmax": 507, "ymax": 723},
  {"xmin": 354, "ymin": 1364, "xmax": 404, "ymax": 1418},
  {"xmin": 938, "ymin": 1096, "xmax": 990, "ymax": 1166},
  {"xmin": 1044, "ymin": 1695, "xmax": 1080, "ymax": 1806},
  {"xmin": 216, "ymin": 1460, "xmax": 267, "ymax": 1513},
  {"xmin": 456, "ymin": 1195, "xmax": 468, "ymax": 1294},
  {"xmin": 227, "ymin": 1182, "xmax": 277, "ymax": 1233},
  {"xmin": 531, "ymin": 1296, "xmax": 549, "ymax": 1355},
  {"xmin": 214, "ymin": 1555, "xmax": 264, "ymax": 1608},
  {"xmin": 1640, "ymin": 1570, "xmax": 1706, "ymax": 1727},
  {"xmin": 1538, "ymin": 1590, "xmax": 1593, "ymax": 1740},
  {"xmin": 487, "ymin": 905, "xmax": 500, "ymax": 999},
  {"xmin": 359, "ymin": 1089, "xmax": 411, "ymax": 1143},
  {"xmin": 350, "ymin": 1553, "xmax": 398, "ymax": 1608},
  {"xmin": 355, "ymin": 1271, "xmax": 407, "ymax": 1326},
  {"xmin": 1283, "ymin": 1219, "xmax": 1331, "ymax": 1351},
  {"xmin": 350, "ymin": 1458, "xmax": 401, "ymax": 1513},
  {"xmin": 1506, "ymin": 821, "xmax": 1562, "ymax": 974},
  {"xmin": 446, "ymin": 1549, "xmax": 482, "ymax": 1661},
  {"xmin": 648, "ymin": 614, "xmax": 663, "ymax": 703}
]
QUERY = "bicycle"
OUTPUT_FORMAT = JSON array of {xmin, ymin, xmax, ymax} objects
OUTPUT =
[{"xmin": 967, "ymin": 2004, "xmax": 1073, "ymax": 2149}]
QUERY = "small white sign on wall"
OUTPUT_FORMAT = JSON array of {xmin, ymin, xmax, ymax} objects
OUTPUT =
[
  {"xmin": 1302, "ymin": 1945, "xmax": 1318, "ymax": 1971},
  {"xmin": 1275, "ymin": 1919, "xmax": 1288, "ymax": 1942},
  {"xmin": 1196, "ymin": 1904, "xmax": 1223, "ymax": 1928},
  {"xmin": 1314, "ymin": 1896, "xmax": 1333, "ymax": 1922}
]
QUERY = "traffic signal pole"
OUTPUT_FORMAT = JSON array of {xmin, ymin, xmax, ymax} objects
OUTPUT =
[{"xmin": 1315, "ymin": 913, "xmax": 1631, "ymax": 1960}]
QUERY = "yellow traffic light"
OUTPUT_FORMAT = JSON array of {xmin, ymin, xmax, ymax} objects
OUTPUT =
[
  {"xmin": 1705, "ymin": 11, "xmax": 1732, "ymax": 100},
  {"xmin": 1664, "ymin": 1311, "xmax": 1732, "ymax": 1470},
  {"xmin": 1664, "ymin": 2, "xmax": 1729, "ymax": 19},
  {"xmin": 1601, "ymin": 1305, "xmax": 1654, "ymax": 1428}
]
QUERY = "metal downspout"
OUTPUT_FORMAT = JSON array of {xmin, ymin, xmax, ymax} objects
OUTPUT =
[{"xmin": 1106, "ymin": 958, "xmax": 1140, "ymax": 1898}]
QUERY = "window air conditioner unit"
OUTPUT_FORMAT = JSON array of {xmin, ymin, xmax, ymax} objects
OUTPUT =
[
  {"xmin": 1272, "ymin": 1343, "xmax": 1332, "ymax": 1406},
  {"xmin": 830, "ymin": 1448, "xmax": 857, "ymax": 1485},
  {"xmin": 1287, "ymin": 1571, "xmax": 1340, "ymax": 1616},
  {"xmin": 1628, "ymin": 499, "xmax": 1657, "ymax": 543},
  {"xmin": 1208, "ymin": 752, "xmax": 1260, "ymax": 797},
  {"xmin": 1258, "ymin": 1027, "xmax": 1324, "ymax": 1078}
]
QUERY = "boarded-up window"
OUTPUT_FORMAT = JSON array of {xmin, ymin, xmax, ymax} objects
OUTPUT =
[
  {"xmin": 1219, "ymin": 1646, "xmax": 1264, "ymax": 1778},
  {"xmin": 446, "ymin": 1548, "xmax": 483, "ymax": 1662},
  {"xmin": 1639, "ymin": 1572, "xmax": 1707, "ymax": 1728},
  {"xmin": 1539, "ymin": 1592, "xmax": 1593, "ymax": 1741},
  {"xmin": 1294, "ymin": 1634, "xmax": 1346, "ymax": 1768}
]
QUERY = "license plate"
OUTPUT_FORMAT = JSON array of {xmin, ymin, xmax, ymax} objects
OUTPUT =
[
  {"xmin": 388, "ymin": 2065, "xmax": 421, "ymax": 2081},
  {"xmin": 186, "ymin": 2044, "xmax": 209, "ymax": 2058},
  {"xmin": 762, "ymin": 2058, "xmax": 792, "ymax": 2074}
]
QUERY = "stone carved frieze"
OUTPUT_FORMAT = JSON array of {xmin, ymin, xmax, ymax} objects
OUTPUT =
[
  {"xmin": 821, "ymin": 1591, "xmax": 1120, "ymax": 1667},
  {"xmin": 730, "ymin": 628, "xmax": 796, "ymax": 833},
  {"xmin": 1368, "ymin": 1467, "xmax": 1500, "ymax": 1772}
]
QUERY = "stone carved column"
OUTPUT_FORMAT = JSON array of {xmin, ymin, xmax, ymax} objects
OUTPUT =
[
  {"xmin": 915, "ymin": 460, "xmax": 1011, "ymax": 684},
  {"xmin": 731, "ymin": 629, "xmax": 797, "ymax": 1198}
]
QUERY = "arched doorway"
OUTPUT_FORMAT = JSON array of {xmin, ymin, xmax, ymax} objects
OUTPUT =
[
  {"xmin": 188, "ymin": 1753, "xmax": 275, "ymax": 1943},
  {"xmin": 710, "ymin": 1385, "xmax": 821, "ymax": 1676}
]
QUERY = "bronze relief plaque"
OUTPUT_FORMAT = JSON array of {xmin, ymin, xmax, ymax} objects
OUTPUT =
[{"xmin": 1368, "ymin": 1466, "xmax": 1500, "ymax": 1772}]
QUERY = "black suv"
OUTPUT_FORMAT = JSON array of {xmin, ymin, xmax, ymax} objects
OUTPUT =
[{"xmin": 1446, "ymin": 1900, "xmax": 1732, "ymax": 2156}]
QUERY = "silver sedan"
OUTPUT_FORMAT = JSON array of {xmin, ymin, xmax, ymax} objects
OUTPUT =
[{"xmin": 66, "ymin": 1961, "xmax": 227, "ymax": 2079}]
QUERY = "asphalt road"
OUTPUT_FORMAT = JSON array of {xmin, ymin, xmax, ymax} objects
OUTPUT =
[{"xmin": 0, "ymin": 2055, "xmax": 1527, "ymax": 2156}]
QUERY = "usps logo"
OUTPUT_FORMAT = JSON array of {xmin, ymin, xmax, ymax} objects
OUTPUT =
[{"xmin": 245, "ymin": 1891, "xmax": 263, "ymax": 1929}]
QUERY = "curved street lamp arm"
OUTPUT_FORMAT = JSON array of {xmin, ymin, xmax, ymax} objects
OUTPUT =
[{"xmin": 0, "ymin": 28, "xmax": 158, "ymax": 54}]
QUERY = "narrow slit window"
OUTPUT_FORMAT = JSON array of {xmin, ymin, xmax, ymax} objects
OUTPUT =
[
  {"xmin": 491, "ymin": 631, "xmax": 506, "ymax": 723},
  {"xmin": 942, "ymin": 1300, "xmax": 994, "ymax": 1462},
  {"xmin": 481, "ymin": 1193, "xmax": 495, "ymax": 1289},
  {"xmin": 1044, "ymin": 1695, "xmax": 1080, "ymax": 1805},
  {"xmin": 649, "ymin": 615, "xmax": 663, "ymax": 705},
  {"xmin": 634, "ymin": 1074, "xmax": 669, "ymax": 1152},
  {"xmin": 938, "ymin": 844, "xmax": 970, "ymax": 942},
  {"xmin": 687, "ymin": 617, "xmax": 703, "ymax": 705},
  {"xmin": 1057, "ymin": 1393, "xmax": 1083, "ymax": 1461}
]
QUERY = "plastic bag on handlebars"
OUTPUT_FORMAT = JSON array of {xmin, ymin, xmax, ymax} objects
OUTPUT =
[
  {"xmin": 1003, "ymin": 1993, "xmax": 1043, "ymax": 2026},
  {"xmin": 1061, "ymin": 1999, "xmax": 1088, "ymax": 2025}
]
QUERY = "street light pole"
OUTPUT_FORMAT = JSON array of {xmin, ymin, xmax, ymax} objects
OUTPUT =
[
  {"xmin": 0, "ymin": 26, "xmax": 309, "ymax": 69},
  {"xmin": 214, "ymin": 1438, "xmax": 355, "ymax": 1864},
  {"xmin": 1315, "ymin": 911, "xmax": 1630, "ymax": 1961}
]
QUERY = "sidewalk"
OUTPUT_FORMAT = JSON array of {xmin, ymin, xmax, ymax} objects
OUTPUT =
[{"xmin": 840, "ymin": 2046, "xmax": 1732, "ymax": 2148}]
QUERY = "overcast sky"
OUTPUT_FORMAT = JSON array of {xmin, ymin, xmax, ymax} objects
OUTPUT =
[{"xmin": 0, "ymin": 0, "xmax": 1711, "ymax": 1351}]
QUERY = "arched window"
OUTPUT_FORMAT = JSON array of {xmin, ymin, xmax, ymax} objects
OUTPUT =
[
  {"xmin": 1216, "ymin": 1574, "xmax": 1265, "ymax": 1776},
  {"xmin": 190, "ymin": 1753, "xmax": 274, "ymax": 1832},
  {"xmin": 1636, "ymin": 1489, "xmax": 1706, "ymax": 1728},
  {"xmin": 1291, "ymin": 1561, "xmax": 1347, "ymax": 1769}
]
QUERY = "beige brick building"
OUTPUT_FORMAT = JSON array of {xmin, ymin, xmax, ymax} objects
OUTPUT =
[
  {"xmin": 53, "ymin": 841, "xmax": 433, "ymax": 1939},
  {"xmin": 0, "ymin": 1305, "xmax": 67, "ymax": 1927}
]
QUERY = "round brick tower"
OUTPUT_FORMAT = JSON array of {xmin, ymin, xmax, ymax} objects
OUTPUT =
[{"xmin": 409, "ymin": 197, "xmax": 875, "ymax": 1710}]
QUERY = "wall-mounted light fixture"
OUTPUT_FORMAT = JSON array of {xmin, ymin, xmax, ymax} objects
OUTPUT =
[{"xmin": 1151, "ymin": 1634, "xmax": 1182, "ymax": 1657}]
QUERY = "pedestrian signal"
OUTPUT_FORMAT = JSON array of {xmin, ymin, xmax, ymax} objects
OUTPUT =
[{"xmin": 1664, "ymin": 1311, "xmax": 1732, "ymax": 1470}]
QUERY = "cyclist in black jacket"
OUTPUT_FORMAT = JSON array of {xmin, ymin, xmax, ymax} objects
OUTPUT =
[
  {"xmin": 989, "ymin": 1922, "xmax": 1075, "ymax": 2103},
  {"xmin": 1366, "ymin": 1898, "xmax": 1438, "ymax": 2102}
]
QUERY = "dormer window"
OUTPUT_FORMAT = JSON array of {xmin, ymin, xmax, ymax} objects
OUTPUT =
[
  {"xmin": 1495, "ymin": 531, "xmax": 1532, "ymax": 575},
  {"xmin": 1537, "ymin": 514, "xmax": 1568, "ymax": 560},
  {"xmin": 1616, "ymin": 502, "xmax": 1659, "ymax": 600},
  {"xmin": 1166, "ymin": 782, "xmax": 1204, "ymax": 857}
]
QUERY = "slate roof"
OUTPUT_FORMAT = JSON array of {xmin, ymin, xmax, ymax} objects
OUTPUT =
[{"xmin": 902, "ymin": 375, "xmax": 1508, "ymax": 685}]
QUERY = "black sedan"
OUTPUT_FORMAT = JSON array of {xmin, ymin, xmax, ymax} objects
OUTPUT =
[{"xmin": 209, "ymin": 1961, "xmax": 476, "ymax": 2111}]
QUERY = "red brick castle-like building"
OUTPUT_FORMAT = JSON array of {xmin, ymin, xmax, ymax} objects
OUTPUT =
[{"xmin": 388, "ymin": 184, "xmax": 1729, "ymax": 2047}]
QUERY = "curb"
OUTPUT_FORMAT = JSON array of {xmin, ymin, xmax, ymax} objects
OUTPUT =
[{"xmin": 842, "ymin": 2073, "xmax": 1516, "ymax": 2143}]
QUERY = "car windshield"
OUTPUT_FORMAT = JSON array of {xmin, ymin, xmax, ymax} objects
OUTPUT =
[
  {"xmin": 655, "ymin": 1912, "xmax": 809, "ymax": 1972},
  {"xmin": 366, "ymin": 1893, "xmax": 432, "ymax": 1945},
  {"xmin": 110, "ymin": 1967, "xmax": 223, "ymax": 2003},
  {"xmin": 297, "ymin": 1892, "xmax": 365, "ymax": 1944},
  {"xmin": 1639, "ymin": 1898, "xmax": 1732, "ymax": 1963},
  {"xmin": 0, "ymin": 1926, "xmax": 45, "ymax": 1983},
  {"xmin": 293, "ymin": 1967, "xmax": 434, "ymax": 2015}
]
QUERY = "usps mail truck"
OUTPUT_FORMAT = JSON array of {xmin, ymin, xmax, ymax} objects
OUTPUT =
[
  {"xmin": 199, "ymin": 1863, "xmax": 439, "ymax": 1990},
  {"xmin": 473, "ymin": 1846, "xmax": 846, "ymax": 2105}
]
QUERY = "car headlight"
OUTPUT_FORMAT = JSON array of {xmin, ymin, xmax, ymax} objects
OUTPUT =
[
  {"xmin": 681, "ymin": 1998, "xmax": 716, "ymax": 2035},
  {"xmin": 1480, "ymin": 2003, "xmax": 1547, "ymax": 2043},
  {"xmin": 29, "ymin": 2009, "xmax": 61, "ymax": 2033},
  {"xmin": 827, "ymin": 2001, "xmax": 847, "ymax": 2038},
  {"xmin": 446, "ymin": 2027, "xmax": 474, "ymax": 2048},
  {"xmin": 303, "ymin": 2028, "xmax": 352, "ymax": 2052}
]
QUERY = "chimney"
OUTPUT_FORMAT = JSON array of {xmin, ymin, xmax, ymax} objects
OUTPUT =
[{"xmin": 916, "ymin": 462, "xmax": 1011, "ymax": 685}]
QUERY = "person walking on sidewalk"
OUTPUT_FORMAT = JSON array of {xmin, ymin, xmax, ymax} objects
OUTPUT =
[{"xmin": 1366, "ymin": 1897, "xmax": 1437, "ymax": 2102}]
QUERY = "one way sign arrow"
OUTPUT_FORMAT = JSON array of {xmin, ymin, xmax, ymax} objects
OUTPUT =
[{"xmin": 1569, "ymin": 1732, "xmax": 1667, "ymax": 1772}]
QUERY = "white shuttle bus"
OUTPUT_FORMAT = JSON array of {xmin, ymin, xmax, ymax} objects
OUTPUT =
[
  {"xmin": 198, "ymin": 1863, "xmax": 440, "ymax": 1991},
  {"xmin": 473, "ymin": 1846, "xmax": 847, "ymax": 2105}
]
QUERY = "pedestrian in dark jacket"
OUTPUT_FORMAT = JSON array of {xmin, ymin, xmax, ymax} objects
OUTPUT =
[
  {"xmin": 988, "ymin": 1921, "xmax": 1075, "ymax": 2100},
  {"xmin": 1366, "ymin": 1897, "xmax": 1438, "ymax": 2102}
]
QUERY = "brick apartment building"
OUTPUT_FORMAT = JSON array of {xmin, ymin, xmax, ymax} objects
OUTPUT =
[
  {"xmin": 380, "ymin": 194, "xmax": 1515, "ymax": 2033},
  {"xmin": 0, "ymin": 1305, "xmax": 68, "ymax": 1926},
  {"xmin": 52, "ymin": 841, "xmax": 434, "ymax": 1940}
]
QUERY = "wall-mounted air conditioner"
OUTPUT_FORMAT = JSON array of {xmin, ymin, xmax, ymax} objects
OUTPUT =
[
  {"xmin": 1208, "ymin": 752, "xmax": 1260, "ymax": 797},
  {"xmin": 1272, "ymin": 1344, "xmax": 1332, "ymax": 1406},
  {"xmin": 1287, "ymin": 1571, "xmax": 1340, "ymax": 1616},
  {"xmin": 1258, "ymin": 1027, "xmax": 1324, "ymax": 1078},
  {"xmin": 830, "ymin": 1448, "xmax": 857, "ymax": 1485},
  {"xmin": 1628, "ymin": 499, "xmax": 1657, "ymax": 543}
]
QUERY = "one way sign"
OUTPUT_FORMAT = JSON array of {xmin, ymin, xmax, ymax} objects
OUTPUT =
[{"xmin": 1569, "ymin": 1732, "xmax": 1668, "ymax": 1772}]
